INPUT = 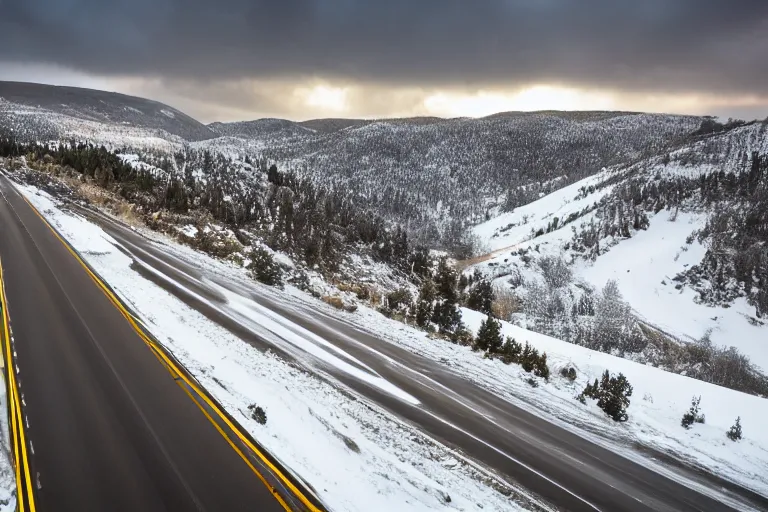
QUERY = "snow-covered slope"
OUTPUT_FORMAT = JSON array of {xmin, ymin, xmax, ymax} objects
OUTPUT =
[
  {"xmin": 0, "ymin": 81, "xmax": 214, "ymax": 141},
  {"xmin": 472, "ymin": 177, "xmax": 766, "ymax": 366},
  {"xmin": 209, "ymin": 118, "xmax": 315, "ymax": 140},
  {"xmin": 577, "ymin": 211, "xmax": 767, "ymax": 369},
  {"xmin": 474, "ymin": 169, "xmax": 614, "ymax": 253},
  {"xmin": 0, "ymin": 99, "xmax": 186, "ymax": 152},
  {"xmin": 469, "ymin": 121, "xmax": 768, "ymax": 379}
]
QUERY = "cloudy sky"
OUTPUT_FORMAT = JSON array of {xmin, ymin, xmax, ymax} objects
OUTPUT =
[{"xmin": 1, "ymin": 0, "xmax": 767, "ymax": 122}]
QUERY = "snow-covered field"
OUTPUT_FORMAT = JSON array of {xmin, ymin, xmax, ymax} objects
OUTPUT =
[{"xmin": 15, "ymin": 184, "xmax": 530, "ymax": 512}]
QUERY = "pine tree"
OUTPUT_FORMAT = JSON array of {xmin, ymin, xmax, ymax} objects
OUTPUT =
[
  {"xmin": 247, "ymin": 247, "xmax": 283, "ymax": 287},
  {"xmin": 432, "ymin": 300, "xmax": 462, "ymax": 334},
  {"xmin": 596, "ymin": 372, "xmax": 633, "ymax": 422},
  {"xmin": 533, "ymin": 352, "xmax": 550, "ymax": 379},
  {"xmin": 501, "ymin": 337, "xmax": 522, "ymax": 364},
  {"xmin": 475, "ymin": 316, "xmax": 503, "ymax": 353},
  {"xmin": 521, "ymin": 342, "xmax": 535, "ymax": 372},
  {"xmin": 434, "ymin": 258, "xmax": 459, "ymax": 304},
  {"xmin": 726, "ymin": 417, "xmax": 742, "ymax": 441},
  {"xmin": 681, "ymin": 396, "xmax": 705, "ymax": 429},
  {"xmin": 578, "ymin": 371, "xmax": 633, "ymax": 422},
  {"xmin": 467, "ymin": 278, "xmax": 494, "ymax": 315},
  {"xmin": 578, "ymin": 378, "xmax": 600, "ymax": 403},
  {"xmin": 415, "ymin": 299, "xmax": 433, "ymax": 328}
]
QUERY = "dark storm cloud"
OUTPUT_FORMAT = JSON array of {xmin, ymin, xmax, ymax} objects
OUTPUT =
[{"xmin": 1, "ymin": 0, "xmax": 767, "ymax": 94}]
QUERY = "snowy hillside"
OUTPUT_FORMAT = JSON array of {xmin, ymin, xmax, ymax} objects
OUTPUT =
[
  {"xmin": 468, "ymin": 121, "xmax": 768, "ymax": 393},
  {"xmin": 209, "ymin": 118, "xmax": 315, "ymax": 140},
  {"xmin": 474, "ymin": 169, "xmax": 615, "ymax": 253},
  {"xmin": 0, "ymin": 81, "xmax": 214, "ymax": 141},
  {"xmin": 577, "ymin": 211, "xmax": 766, "ymax": 369},
  {"xmin": 0, "ymin": 99, "xmax": 185, "ymax": 152}
]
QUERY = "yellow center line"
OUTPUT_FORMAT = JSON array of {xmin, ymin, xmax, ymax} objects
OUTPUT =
[
  {"xmin": 17, "ymin": 192, "xmax": 322, "ymax": 512},
  {"xmin": 174, "ymin": 379, "xmax": 292, "ymax": 512},
  {"xmin": 0, "ymin": 259, "xmax": 35, "ymax": 511}
]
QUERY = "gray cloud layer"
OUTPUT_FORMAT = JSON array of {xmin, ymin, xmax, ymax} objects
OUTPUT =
[{"xmin": 1, "ymin": 0, "xmax": 767, "ymax": 95}]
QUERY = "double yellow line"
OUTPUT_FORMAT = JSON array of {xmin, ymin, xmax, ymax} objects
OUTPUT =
[
  {"xmin": 0, "ymin": 259, "xmax": 36, "ymax": 511},
  {"xmin": 18, "ymin": 193, "xmax": 323, "ymax": 512}
]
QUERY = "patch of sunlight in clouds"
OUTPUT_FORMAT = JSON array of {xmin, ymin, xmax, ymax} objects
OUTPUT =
[
  {"xmin": 295, "ymin": 84, "xmax": 349, "ymax": 112},
  {"xmin": 423, "ymin": 86, "xmax": 617, "ymax": 117}
]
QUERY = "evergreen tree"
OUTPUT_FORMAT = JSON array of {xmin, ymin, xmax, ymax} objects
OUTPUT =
[
  {"xmin": 533, "ymin": 352, "xmax": 550, "ymax": 379},
  {"xmin": 578, "ymin": 371, "xmax": 633, "ymax": 422},
  {"xmin": 596, "ymin": 372, "xmax": 633, "ymax": 422},
  {"xmin": 475, "ymin": 316, "xmax": 503, "ymax": 353},
  {"xmin": 432, "ymin": 300, "xmax": 462, "ymax": 334},
  {"xmin": 434, "ymin": 258, "xmax": 459, "ymax": 304},
  {"xmin": 578, "ymin": 378, "xmax": 600, "ymax": 403},
  {"xmin": 467, "ymin": 278, "xmax": 494, "ymax": 315},
  {"xmin": 501, "ymin": 337, "xmax": 522, "ymax": 364},
  {"xmin": 726, "ymin": 417, "xmax": 742, "ymax": 441},
  {"xmin": 415, "ymin": 280, "xmax": 437, "ymax": 328},
  {"xmin": 520, "ymin": 342, "xmax": 535, "ymax": 372},
  {"xmin": 681, "ymin": 396, "xmax": 705, "ymax": 429},
  {"xmin": 247, "ymin": 247, "xmax": 283, "ymax": 287}
]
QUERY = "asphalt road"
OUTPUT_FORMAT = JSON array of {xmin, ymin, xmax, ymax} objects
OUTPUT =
[
  {"xmin": 0, "ymin": 178, "xmax": 315, "ymax": 510},
  {"xmin": 72, "ymin": 200, "xmax": 768, "ymax": 511}
]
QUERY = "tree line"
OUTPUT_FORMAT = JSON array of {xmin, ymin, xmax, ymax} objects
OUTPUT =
[{"xmin": 0, "ymin": 136, "xmax": 430, "ymax": 277}]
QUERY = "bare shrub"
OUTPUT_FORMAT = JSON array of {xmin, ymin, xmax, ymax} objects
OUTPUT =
[
  {"xmin": 322, "ymin": 295, "xmax": 345, "ymax": 310},
  {"xmin": 322, "ymin": 295, "xmax": 357, "ymax": 313},
  {"xmin": 491, "ymin": 286, "xmax": 522, "ymax": 320}
]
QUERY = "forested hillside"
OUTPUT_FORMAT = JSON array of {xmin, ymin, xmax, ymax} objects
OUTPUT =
[
  {"xmin": 243, "ymin": 112, "xmax": 702, "ymax": 247},
  {"xmin": 0, "ymin": 135, "xmax": 429, "ymax": 282}
]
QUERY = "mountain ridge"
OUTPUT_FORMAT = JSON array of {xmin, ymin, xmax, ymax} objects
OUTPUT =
[{"xmin": 0, "ymin": 80, "xmax": 215, "ymax": 141}]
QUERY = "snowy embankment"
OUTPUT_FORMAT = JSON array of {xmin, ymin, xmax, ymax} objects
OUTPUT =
[
  {"xmin": 17, "ymin": 184, "xmax": 527, "ymax": 512},
  {"xmin": 318, "ymin": 299, "xmax": 768, "ymax": 502}
]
